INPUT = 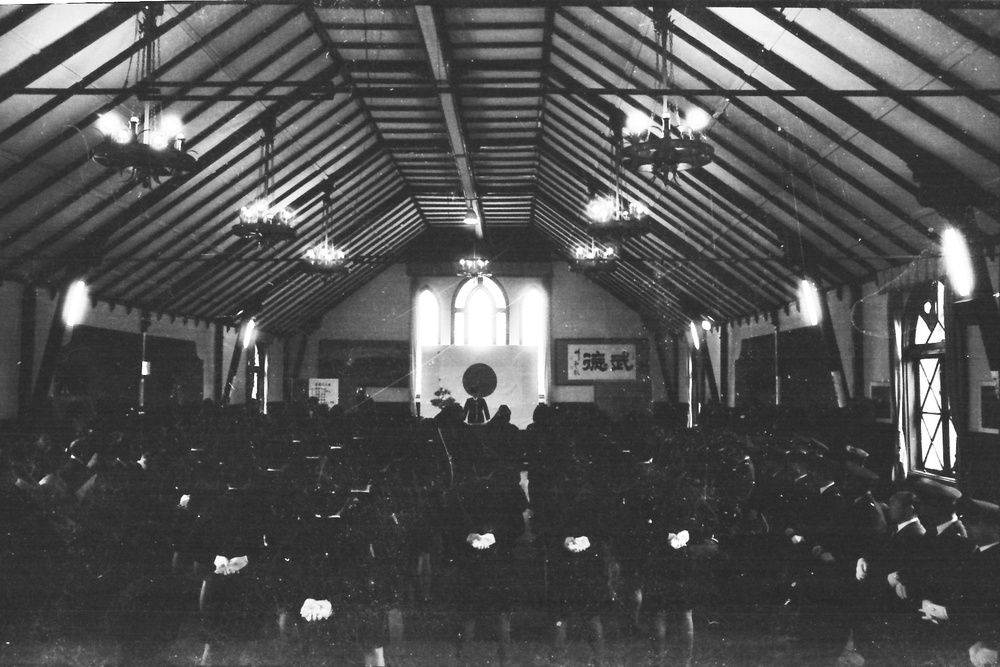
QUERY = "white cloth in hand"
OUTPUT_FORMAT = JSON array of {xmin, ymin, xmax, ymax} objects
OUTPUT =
[
  {"xmin": 855, "ymin": 558, "xmax": 867, "ymax": 581},
  {"xmin": 300, "ymin": 598, "xmax": 332, "ymax": 622},
  {"xmin": 668, "ymin": 530, "xmax": 689, "ymax": 549},
  {"xmin": 564, "ymin": 536, "xmax": 591, "ymax": 553},
  {"xmin": 969, "ymin": 641, "xmax": 999, "ymax": 667},
  {"xmin": 467, "ymin": 532, "xmax": 495, "ymax": 550},
  {"xmin": 214, "ymin": 555, "xmax": 248, "ymax": 575},
  {"xmin": 920, "ymin": 599, "xmax": 948, "ymax": 624}
]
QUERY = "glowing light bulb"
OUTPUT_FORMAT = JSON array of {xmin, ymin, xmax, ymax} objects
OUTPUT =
[
  {"xmin": 625, "ymin": 112, "xmax": 653, "ymax": 138},
  {"xmin": 63, "ymin": 280, "xmax": 89, "ymax": 327},
  {"xmin": 942, "ymin": 228, "xmax": 974, "ymax": 299},
  {"xmin": 800, "ymin": 279, "xmax": 822, "ymax": 326},
  {"xmin": 96, "ymin": 112, "xmax": 124, "ymax": 138},
  {"xmin": 685, "ymin": 107, "xmax": 713, "ymax": 132},
  {"xmin": 159, "ymin": 115, "xmax": 183, "ymax": 139},
  {"xmin": 585, "ymin": 195, "xmax": 616, "ymax": 223},
  {"xmin": 148, "ymin": 132, "xmax": 168, "ymax": 150},
  {"xmin": 242, "ymin": 319, "xmax": 256, "ymax": 349}
]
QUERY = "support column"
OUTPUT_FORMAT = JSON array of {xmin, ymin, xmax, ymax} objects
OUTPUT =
[
  {"xmin": 18, "ymin": 287, "xmax": 36, "ymax": 420},
  {"xmin": 720, "ymin": 322, "xmax": 730, "ymax": 407},
  {"xmin": 651, "ymin": 330, "xmax": 675, "ymax": 404},
  {"xmin": 772, "ymin": 310, "xmax": 781, "ymax": 406},
  {"xmin": 31, "ymin": 288, "xmax": 69, "ymax": 414},
  {"xmin": 213, "ymin": 323, "xmax": 224, "ymax": 404},
  {"xmin": 139, "ymin": 311, "xmax": 151, "ymax": 410},
  {"xmin": 702, "ymin": 339, "xmax": 719, "ymax": 404},
  {"xmin": 851, "ymin": 284, "xmax": 865, "ymax": 402},
  {"xmin": 818, "ymin": 287, "xmax": 850, "ymax": 407}
]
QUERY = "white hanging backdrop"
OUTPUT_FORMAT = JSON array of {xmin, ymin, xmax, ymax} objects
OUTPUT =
[{"xmin": 420, "ymin": 345, "xmax": 539, "ymax": 429}]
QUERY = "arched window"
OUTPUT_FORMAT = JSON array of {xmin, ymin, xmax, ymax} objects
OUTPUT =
[
  {"xmin": 454, "ymin": 276, "xmax": 507, "ymax": 345},
  {"xmin": 903, "ymin": 280, "xmax": 956, "ymax": 477},
  {"xmin": 416, "ymin": 288, "xmax": 439, "ymax": 347}
]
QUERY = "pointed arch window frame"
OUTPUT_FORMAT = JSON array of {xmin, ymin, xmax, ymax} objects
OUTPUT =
[{"xmin": 453, "ymin": 276, "xmax": 509, "ymax": 346}]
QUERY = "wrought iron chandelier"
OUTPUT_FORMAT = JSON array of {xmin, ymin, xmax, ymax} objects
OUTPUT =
[
  {"xmin": 301, "ymin": 184, "xmax": 348, "ymax": 277},
  {"xmin": 570, "ymin": 240, "xmax": 619, "ymax": 272},
  {"xmin": 458, "ymin": 257, "xmax": 491, "ymax": 283},
  {"xmin": 91, "ymin": 5, "xmax": 196, "ymax": 188},
  {"xmin": 619, "ymin": 9, "xmax": 713, "ymax": 184},
  {"xmin": 232, "ymin": 114, "xmax": 296, "ymax": 245},
  {"xmin": 584, "ymin": 186, "xmax": 650, "ymax": 239}
]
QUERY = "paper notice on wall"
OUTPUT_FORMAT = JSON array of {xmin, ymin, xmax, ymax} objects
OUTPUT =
[{"xmin": 308, "ymin": 378, "xmax": 339, "ymax": 406}]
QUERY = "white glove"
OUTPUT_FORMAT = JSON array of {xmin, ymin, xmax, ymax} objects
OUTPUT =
[
  {"xmin": 920, "ymin": 599, "xmax": 948, "ymax": 624},
  {"xmin": 790, "ymin": 535, "xmax": 804, "ymax": 545},
  {"xmin": 856, "ymin": 558, "xmax": 867, "ymax": 581},
  {"xmin": 214, "ymin": 555, "xmax": 248, "ymax": 575},
  {"xmin": 668, "ymin": 530, "xmax": 689, "ymax": 549},
  {"xmin": 179, "ymin": 494, "xmax": 190, "ymax": 509},
  {"xmin": 467, "ymin": 532, "xmax": 495, "ymax": 550},
  {"xmin": 969, "ymin": 641, "xmax": 999, "ymax": 667},
  {"xmin": 300, "ymin": 598, "xmax": 332, "ymax": 622},
  {"xmin": 564, "ymin": 536, "xmax": 591, "ymax": 553}
]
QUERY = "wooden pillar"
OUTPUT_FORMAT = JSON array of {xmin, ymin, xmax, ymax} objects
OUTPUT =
[
  {"xmin": 18, "ymin": 287, "xmax": 36, "ymax": 419},
  {"xmin": 818, "ymin": 287, "xmax": 850, "ymax": 407},
  {"xmin": 138, "ymin": 311, "xmax": 151, "ymax": 409},
  {"xmin": 31, "ymin": 288, "xmax": 69, "ymax": 413},
  {"xmin": 772, "ymin": 310, "xmax": 781, "ymax": 406},
  {"xmin": 850, "ymin": 284, "xmax": 865, "ymax": 402},
  {"xmin": 213, "ymin": 323, "xmax": 224, "ymax": 404},
  {"xmin": 222, "ymin": 339, "xmax": 243, "ymax": 407},
  {"xmin": 719, "ymin": 322, "xmax": 730, "ymax": 407},
  {"xmin": 651, "ymin": 331, "xmax": 675, "ymax": 404},
  {"xmin": 702, "ymin": 339, "xmax": 719, "ymax": 404}
]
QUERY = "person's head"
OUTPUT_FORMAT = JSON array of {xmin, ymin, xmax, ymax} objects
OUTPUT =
[
  {"xmin": 908, "ymin": 476, "xmax": 961, "ymax": 526},
  {"xmin": 963, "ymin": 499, "xmax": 1000, "ymax": 547},
  {"xmin": 840, "ymin": 462, "xmax": 878, "ymax": 499},
  {"xmin": 888, "ymin": 490, "xmax": 920, "ymax": 524},
  {"xmin": 492, "ymin": 404, "xmax": 511, "ymax": 424}
]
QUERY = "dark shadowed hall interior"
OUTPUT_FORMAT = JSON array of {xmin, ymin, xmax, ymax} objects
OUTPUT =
[{"xmin": 0, "ymin": 1, "xmax": 998, "ymax": 665}]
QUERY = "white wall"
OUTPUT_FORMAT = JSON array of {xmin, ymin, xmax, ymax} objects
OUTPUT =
[{"xmin": 299, "ymin": 262, "xmax": 668, "ymax": 411}]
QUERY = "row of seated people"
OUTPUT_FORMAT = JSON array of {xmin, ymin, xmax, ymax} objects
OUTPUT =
[{"xmin": 1, "ymin": 402, "xmax": 996, "ymax": 667}]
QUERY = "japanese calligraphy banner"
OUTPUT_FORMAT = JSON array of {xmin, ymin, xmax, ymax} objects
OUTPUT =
[{"xmin": 566, "ymin": 342, "xmax": 638, "ymax": 382}]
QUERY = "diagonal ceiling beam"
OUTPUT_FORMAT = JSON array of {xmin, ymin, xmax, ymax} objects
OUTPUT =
[{"xmin": 415, "ymin": 4, "xmax": 483, "ymax": 238}]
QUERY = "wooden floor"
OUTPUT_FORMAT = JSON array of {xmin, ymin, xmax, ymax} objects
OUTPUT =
[{"xmin": 0, "ymin": 608, "xmax": 984, "ymax": 666}]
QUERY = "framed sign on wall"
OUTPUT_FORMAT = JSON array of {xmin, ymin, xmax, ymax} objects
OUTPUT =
[{"xmin": 554, "ymin": 339, "xmax": 648, "ymax": 384}]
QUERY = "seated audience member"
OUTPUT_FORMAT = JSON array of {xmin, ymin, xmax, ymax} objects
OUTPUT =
[
  {"xmin": 485, "ymin": 404, "xmax": 518, "ymax": 432},
  {"xmin": 909, "ymin": 476, "xmax": 974, "ymax": 603},
  {"xmin": 877, "ymin": 490, "xmax": 929, "ymax": 604}
]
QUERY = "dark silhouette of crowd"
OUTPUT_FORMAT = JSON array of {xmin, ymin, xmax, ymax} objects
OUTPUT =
[{"xmin": 1, "ymin": 398, "xmax": 996, "ymax": 667}]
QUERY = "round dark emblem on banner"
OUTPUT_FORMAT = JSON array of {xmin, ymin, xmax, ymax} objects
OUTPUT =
[{"xmin": 462, "ymin": 363, "xmax": 498, "ymax": 397}]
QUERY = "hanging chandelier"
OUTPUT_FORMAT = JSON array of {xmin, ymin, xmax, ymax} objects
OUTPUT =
[
  {"xmin": 570, "ymin": 241, "xmax": 619, "ymax": 272},
  {"xmin": 301, "ymin": 184, "xmax": 348, "ymax": 277},
  {"xmin": 584, "ymin": 189, "xmax": 651, "ymax": 238},
  {"xmin": 91, "ymin": 5, "xmax": 196, "ymax": 188},
  {"xmin": 232, "ymin": 114, "xmax": 296, "ymax": 245},
  {"xmin": 619, "ymin": 9, "xmax": 713, "ymax": 184},
  {"xmin": 457, "ymin": 257, "xmax": 491, "ymax": 283}
]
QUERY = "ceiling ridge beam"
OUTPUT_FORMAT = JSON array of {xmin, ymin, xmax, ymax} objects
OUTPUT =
[{"xmin": 415, "ymin": 4, "xmax": 483, "ymax": 238}]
